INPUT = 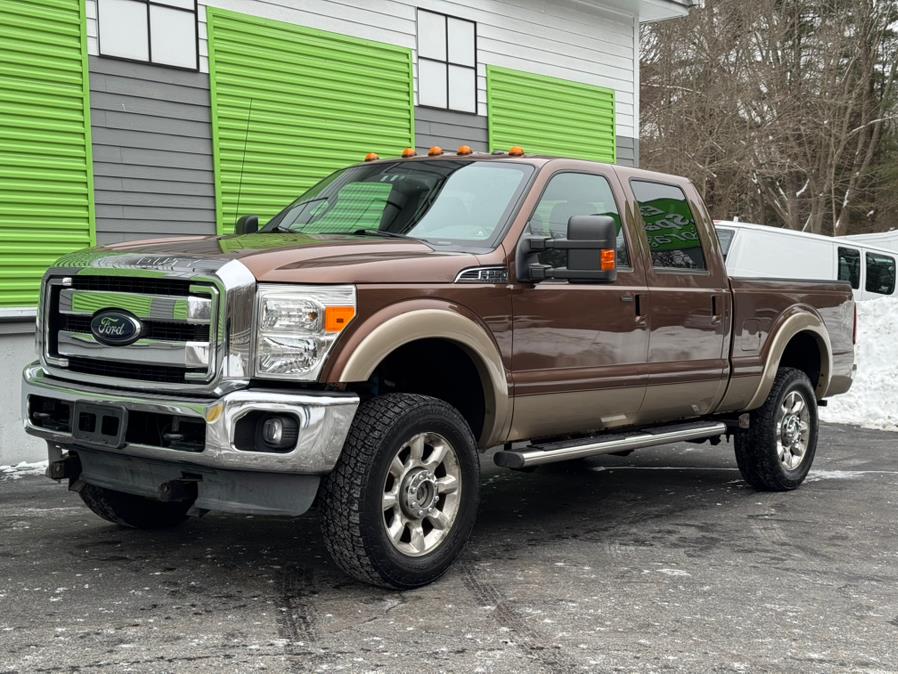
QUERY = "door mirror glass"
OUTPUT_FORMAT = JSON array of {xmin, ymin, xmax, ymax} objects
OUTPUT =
[{"xmin": 235, "ymin": 215, "xmax": 260, "ymax": 235}]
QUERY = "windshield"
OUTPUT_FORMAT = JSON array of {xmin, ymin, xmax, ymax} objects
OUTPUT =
[{"xmin": 265, "ymin": 160, "xmax": 534, "ymax": 249}]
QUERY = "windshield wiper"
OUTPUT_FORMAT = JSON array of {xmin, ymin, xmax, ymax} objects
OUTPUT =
[{"xmin": 351, "ymin": 229, "xmax": 416, "ymax": 240}]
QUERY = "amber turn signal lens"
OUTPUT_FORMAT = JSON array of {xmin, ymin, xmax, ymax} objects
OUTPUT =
[
  {"xmin": 428, "ymin": 146, "xmax": 444, "ymax": 156},
  {"xmin": 364, "ymin": 153, "xmax": 380, "ymax": 162},
  {"xmin": 401, "ymin": 147, "xmax": 417, "ymax": 157},
  {"xmin": 601, "ymin": 249, "xmax": 616, "ymax": 272},
  {"xmin": 325, "ymin": 306, "xmax": 356, "ymax": 333},
  {"xmin": 508, "ymin": 146, "xmax": 525, "ymax": 156},
  {"xmin": 457, "ymin": 145, "xmax": 473, "ymax": 155}
]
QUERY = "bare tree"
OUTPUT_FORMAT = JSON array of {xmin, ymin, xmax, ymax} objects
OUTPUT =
[{"xmin": 641, "ymin": 0, "xmax": 898, "ymax": 235}]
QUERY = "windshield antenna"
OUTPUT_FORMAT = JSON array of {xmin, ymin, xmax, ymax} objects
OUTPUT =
[{"xmin": 235, "ymin": 97, "xmax": 254, "ymax": 226}]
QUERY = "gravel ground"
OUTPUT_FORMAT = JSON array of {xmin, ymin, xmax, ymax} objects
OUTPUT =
[{"xmin": 1, "ymin": 423, "xmax": 897, "ymax": 673}]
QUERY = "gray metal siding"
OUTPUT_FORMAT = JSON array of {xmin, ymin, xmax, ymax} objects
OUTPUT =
[
  {"xmin": 616, "ymin": 135, "xmax": 639, "ymax": 167},
  {"xmin": 88, "ymin": 57, "xmax": 216, "ymax": 244},
  {"xmin": 415, "ymin": 107, "xmax": 488, "ymax": 154}
]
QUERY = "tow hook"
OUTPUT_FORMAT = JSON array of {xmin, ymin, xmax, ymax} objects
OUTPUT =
[
  {"xmin": 47, "ymin": 453, "xmax": 81, "ymax": 481},
  {"xmin": 158, "ymin": 476, "xmax": 200, "ymax": 503}
]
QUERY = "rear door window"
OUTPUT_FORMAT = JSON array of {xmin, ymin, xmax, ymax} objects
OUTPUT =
[
  {"xmin": 865, "ymin": 252, "xmax": 896, "ymax": 295},
  {"xmin": 837, "ymin": 247, "xmax": 861, "ymax": 289},
  {"xmin": 631, "ymin": 180, "xmax": 706, "ymax": 270}
]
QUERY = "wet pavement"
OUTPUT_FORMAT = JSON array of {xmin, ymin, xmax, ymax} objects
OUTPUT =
[{"xmin": 1, "ymin": 423, "xmax": 897, "ymax": 672}]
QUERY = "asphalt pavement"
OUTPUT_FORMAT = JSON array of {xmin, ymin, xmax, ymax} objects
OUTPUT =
[{"xmin": 1, "ymin": 422, "xmax": 897, "ymax": 673}]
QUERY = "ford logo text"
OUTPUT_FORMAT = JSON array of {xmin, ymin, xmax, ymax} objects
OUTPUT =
[{"xmin": 90, "ymin": 310, "xmax": 143, "ymax": 346}]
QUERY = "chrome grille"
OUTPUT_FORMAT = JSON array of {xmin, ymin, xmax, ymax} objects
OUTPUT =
[{"xmin": 43, "ymin": 275, "xmax": 220, "ymax": 386}]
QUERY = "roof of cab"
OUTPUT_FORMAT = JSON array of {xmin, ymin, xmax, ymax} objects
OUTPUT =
[{"xmin": 355, "ymin": 151, "xmax": 693, "ymax": 186}]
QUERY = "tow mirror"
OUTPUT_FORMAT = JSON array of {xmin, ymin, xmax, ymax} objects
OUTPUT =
[
  {"xmin": 517, "ymin": 215, "xmax": 618, "ymax": 283},
  {"xmin": 235, "ymin": 214, "xmax": 260, "ymax": 235}
]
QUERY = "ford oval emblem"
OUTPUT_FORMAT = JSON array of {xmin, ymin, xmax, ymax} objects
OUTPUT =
[{"xmin": 90, "ymin": 310, "xmax": 143, "ymax": 346}]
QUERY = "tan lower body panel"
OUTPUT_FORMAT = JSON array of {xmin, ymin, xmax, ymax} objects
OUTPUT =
[
  {"xmin": 638, "ymin": 378, "xmax": 728, "ymax": 425},
  {"xmin": 717, "ymin": 373, "xmax": 764, "ymax": 413},
  {"xmin": 508, "ymin": 386, "xmax": 646, "ymax": 442}
]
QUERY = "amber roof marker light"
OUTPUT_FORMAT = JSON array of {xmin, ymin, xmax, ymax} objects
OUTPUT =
[
  {"xmin": 364, "ymin": 152, "xmax": 380, "ymax": 162},
  {"xmin": 428, "ymin": 146, "xmax": 444, "ymax": 156},
  {"xmin": 401, "ymin": 147, "xmax": 417, "ymax": 158},
  {"xmin": 508, "ymin": 146, "xmax": 525, "ymax": 156},
  {"xmin": 457, "ymin": 145, "xmax": 473, "ymax": 156}
]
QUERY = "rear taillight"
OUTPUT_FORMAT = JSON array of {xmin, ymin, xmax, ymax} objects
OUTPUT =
[{"xmin": 852, "ymin": 303, "xmax": 858, "ymax": 345}]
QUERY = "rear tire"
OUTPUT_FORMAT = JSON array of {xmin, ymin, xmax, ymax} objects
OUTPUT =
[
  {"xmin": 734, "ymin": 367, "xmax": 818, "ymax": 491},
  {"xmin": 79, "ymin": 483, "xmax": 192, "ymax": 529},
  {"xmin": 320, "ymin": 393, "xmax": 479, "ymax": 589}
]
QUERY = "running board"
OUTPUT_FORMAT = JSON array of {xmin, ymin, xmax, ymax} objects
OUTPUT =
[{"xmin": 493, "ymin": 421, "xmax": 728, "ymax": 469}]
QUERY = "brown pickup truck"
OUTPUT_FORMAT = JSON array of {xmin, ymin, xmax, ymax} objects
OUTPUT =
[{"xmin": 23, "ymin": 150, "xmax": 856, "ymax": 589}]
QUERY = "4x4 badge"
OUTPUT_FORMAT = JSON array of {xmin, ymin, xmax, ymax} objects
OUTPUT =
[{"xmin": 90, "ymin": 310, "xmax": 143, "ymax": 346}]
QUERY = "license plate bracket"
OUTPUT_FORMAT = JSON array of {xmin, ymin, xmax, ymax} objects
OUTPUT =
[{"xmin": 72, "ymin": 402, "xmax": 128, "ymax": 449}]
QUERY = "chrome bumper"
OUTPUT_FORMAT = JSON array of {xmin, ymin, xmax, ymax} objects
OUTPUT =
[{"xmin": 22, "ymin": 364, "xmax": 359, "ymax": 474}]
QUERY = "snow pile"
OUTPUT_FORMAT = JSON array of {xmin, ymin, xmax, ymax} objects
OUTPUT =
[
  {"xmin": 821, "ymin": 297, "xmax": 898, "ymax": 431},
  {"xmin": 0, "ymin": 460, "xmax": 48, "ymax": 480}
]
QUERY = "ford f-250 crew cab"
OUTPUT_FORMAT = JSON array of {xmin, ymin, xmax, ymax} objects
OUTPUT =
[{"xmin": 23, "ymin": 149, "xmax": 856, "ymax": 589}]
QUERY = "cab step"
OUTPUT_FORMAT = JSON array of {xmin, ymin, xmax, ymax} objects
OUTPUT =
[{"xmin": 493, "ymin": 420, "xmax": 728, "ymax": 469}]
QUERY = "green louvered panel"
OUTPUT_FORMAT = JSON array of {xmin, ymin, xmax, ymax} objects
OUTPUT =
[
  {"xmin": 207, "ymin": 8, "xmax": 415, "ymax": 233},
  {"xmin": 0, "ymin": 0, "xmax": 95, "ymax": 308},
  {"xmin": 487, "ymin": 66, "xmax": 616, "ymax": 163}
]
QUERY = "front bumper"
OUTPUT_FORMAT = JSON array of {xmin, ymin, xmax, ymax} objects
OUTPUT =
[{"xmin": 22, "ymin": 364, "xmax": 359, "ymax": 474}]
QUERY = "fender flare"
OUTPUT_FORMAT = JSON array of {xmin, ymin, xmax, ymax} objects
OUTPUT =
[
  {"xmin": 745, "ymin": 310, "xmax": 833, "ymax": 410},
  {"xmin": 329, "ymin": 303, "xmax": 510, "ymax": 447}
]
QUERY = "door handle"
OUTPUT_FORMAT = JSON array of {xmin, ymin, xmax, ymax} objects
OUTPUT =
[
  {"xmin": 623, "ymin": 293, "xmax": 646, "ymax": 325},
  {"xmin": 711, "ymin": 295, "xmax": 722, "ymax": 325}
]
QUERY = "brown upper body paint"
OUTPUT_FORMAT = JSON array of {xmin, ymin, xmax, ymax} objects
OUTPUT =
[{"xmin": 103, "ymin": 155, "xmax": 855, "ymax": 447}]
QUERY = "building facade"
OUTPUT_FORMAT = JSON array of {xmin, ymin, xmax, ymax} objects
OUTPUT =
[{"xmin": 0, "ymin": 0, "xmax": 692, "ymax": 464}]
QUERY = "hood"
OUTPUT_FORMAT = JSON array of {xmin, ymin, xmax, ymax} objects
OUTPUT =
[{"xmin": 72, "ymin": 233, "xmax": 484, "ymax": 284}]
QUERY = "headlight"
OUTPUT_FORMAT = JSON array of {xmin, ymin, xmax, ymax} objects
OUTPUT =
[{"xmin": 254, "ymin": 285, "xmax": 356, "ymax": 380}]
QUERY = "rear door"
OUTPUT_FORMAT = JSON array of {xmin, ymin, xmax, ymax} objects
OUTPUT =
[{"xmin": 625, "ymin": 178, "xmax": 731, "ymax": 422}]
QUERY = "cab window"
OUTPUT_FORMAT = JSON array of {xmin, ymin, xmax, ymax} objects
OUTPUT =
[
  {"xmin": 526, "ymin": 172, "xmax": 630, "ymax": 269},
  {"xmin": 865, "ymin": 252, "xmax": 896, "ymax": 295},
  {"xmin": 631, "ymin": 180, "xmax": 706, "ymax": 270},
  {"xmin": 837, "ymin": 247, "xmax": 861, "ymax": 289}
]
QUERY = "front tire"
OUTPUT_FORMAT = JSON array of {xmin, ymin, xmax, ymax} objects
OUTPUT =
[
  {"xmin": 734, "ymin": 367, "xmax": 818, "ymax": 491},
  {"xmin": 79, "ymin": 483, "xmax": 192, "ymax": 529},
  {"xmin": 320, "ymin": 394, "xmax": 480, "ymax": 589}
]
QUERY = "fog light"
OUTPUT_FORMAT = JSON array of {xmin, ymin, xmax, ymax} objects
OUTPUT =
[
  {"xmin": 262, "ymin": 417, "xmax": 284, "ymax": 444},
  {"xmin": 258, "ymin": 414, "xmax": 299, "ymax": 451},
  {"xmin": 233, "ymin": 412, "xmax": 301, "ymax": 453}
]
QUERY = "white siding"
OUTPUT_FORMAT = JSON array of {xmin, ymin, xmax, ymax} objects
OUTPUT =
[{"xmin": 87, "ymin": 0, "xmax": 639, "ymax": 138}]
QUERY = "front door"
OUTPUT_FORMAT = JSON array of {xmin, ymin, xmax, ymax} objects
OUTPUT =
[
  {"xmin": 626, "ymin": 179, "xmax": 730, "ymax": 422},
  {"xmin": 510, "ymin": 169, "xmax": 650, "ymax": 441}
]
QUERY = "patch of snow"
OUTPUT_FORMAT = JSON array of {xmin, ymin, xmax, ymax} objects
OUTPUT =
[
  {"xmin": 805, "ymin": 469, "xmax": 898, "ymax": 482},
  {"xmin": 821, "ymin": 297, "xmax": 898, "ymax": 431},
  {"xmin": 657, "ymin": 568, "xmax": 691, "ymax": 577},
  {"xmin": 0, "ymin": 460, "xmax": 48, "ymax": 480},
  {"xmin": 806, "ymin": 470, "xmax": 864, "ymax": 482}
]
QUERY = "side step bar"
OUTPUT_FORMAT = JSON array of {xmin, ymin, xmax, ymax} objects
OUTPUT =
[{"xmin": 494, "ymin": 421, "xmax": 728, "ymax": 469}]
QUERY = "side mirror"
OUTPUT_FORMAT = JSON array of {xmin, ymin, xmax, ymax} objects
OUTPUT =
[
  {"xmin": 517, "ymin": 215, "xmax": 618, "ymax": 283},
  {"xmin": 235, "ymin": 214, "xmax": 260, "ymax": 235}
]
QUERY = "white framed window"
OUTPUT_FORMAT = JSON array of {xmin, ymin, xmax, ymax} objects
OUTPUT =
[
  {"xmin": 97, "ymin": 0, "xmax": 198, "ymax": 70},
  {"xmin": 416, "ymin": 9, "xmax": 477, "ymax": 114}
]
